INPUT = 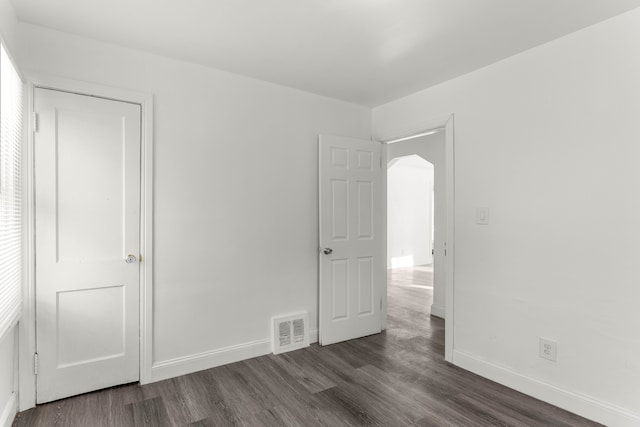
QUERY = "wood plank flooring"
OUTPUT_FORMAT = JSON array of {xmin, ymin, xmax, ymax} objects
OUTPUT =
[{"xmin": 13, "ymin": 266, "xmax": 601, "ymax": 426}]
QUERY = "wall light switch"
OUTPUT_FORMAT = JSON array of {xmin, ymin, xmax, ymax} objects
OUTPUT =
[{"xmin": 476, "ymin": 207, "xmax": 490, "ymax": 225}]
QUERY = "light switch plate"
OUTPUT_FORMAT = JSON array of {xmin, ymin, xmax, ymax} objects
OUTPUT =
[{"xmin": 476, "ymin": 207, "xmax": 490, "ymax": 225}]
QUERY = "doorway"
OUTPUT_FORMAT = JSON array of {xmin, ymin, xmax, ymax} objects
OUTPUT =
[
  {"xmin": 387, "ymin": 151, "xmax": 442, "ymax": 348},
  {"xmin": 33, "ymin": 88, "xmax": 142, "ymax": 403},
  {"xmin": 381, "ymin": 121, "xmax": 454, "ymax": 360},
  {"xmin": 386, "ymin": 130, "xmax": 446, "ymax": 317},
  {"xmin": 20, "ymin": 79, "xmax": 154, "ymax": 410}
]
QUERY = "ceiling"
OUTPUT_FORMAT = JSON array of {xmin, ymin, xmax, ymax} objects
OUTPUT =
[{"xmin": 11, "ymin": 0, "xmax": 640, "ymax": 106}]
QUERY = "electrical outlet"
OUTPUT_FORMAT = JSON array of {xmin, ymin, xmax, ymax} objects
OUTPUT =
[{"xmin": 539, "ymin": 338, "xmax": 557, "ymax": 362}]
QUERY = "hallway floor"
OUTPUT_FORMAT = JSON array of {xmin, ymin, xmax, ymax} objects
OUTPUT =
[{"xmin": 13, "ymin": 266, "xmax": 600, "ymax": 426}]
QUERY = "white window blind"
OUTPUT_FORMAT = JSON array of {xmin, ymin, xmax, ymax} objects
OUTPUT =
[{"xmin": 0, "ymin": 43, "xmax": 23, "ymax": 339}]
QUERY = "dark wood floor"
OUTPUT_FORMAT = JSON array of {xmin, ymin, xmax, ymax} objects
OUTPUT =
[{"xmin": 14, "ymin": 266, "xmax": 600, "ymax": 426}]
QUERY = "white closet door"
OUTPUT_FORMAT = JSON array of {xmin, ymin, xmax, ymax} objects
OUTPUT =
[{"xmin": 34, "ymin": 88, "xmax": 141, "ymax": 403}]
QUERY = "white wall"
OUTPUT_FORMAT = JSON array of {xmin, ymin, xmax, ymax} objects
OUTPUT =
[
  {"xmin": 388, "ymin": 133, "xmax": 446, "ymax": 317},
  {"xmin": 0, "ymin": 329, "xmax": 17, "ymax": 427},
  {"xmin": 16, "ymin": 23, "xmax": 371, "ymax": 377},
  {"xmin": 0, "ymin": 1, "xmax": 20, "ymax": 425},
  {"xmin": 387, "ymin": 156, "xmax": 433, "ymax": 268},
  {"xmin": 374, "ymin": 8, "xmax": 640, "ymax": 426}
]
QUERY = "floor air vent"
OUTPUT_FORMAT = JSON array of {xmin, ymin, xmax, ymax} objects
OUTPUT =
[{"xmin": 272, "ymin": 312, "xmax": 309, "ymax": 354}]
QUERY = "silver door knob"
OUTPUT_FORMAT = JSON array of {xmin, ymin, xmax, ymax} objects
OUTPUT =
[
  {"xmin": 125, "ymin": 254, "xmax": 137, "ymax": 264},
  {"xmin": 322, "ymin": 248, "xmax": 333, "ymax": 255}
]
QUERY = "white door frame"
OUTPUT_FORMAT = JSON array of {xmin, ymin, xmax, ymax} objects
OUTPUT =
[
  {"xmin": 19, "ymin": 75, "xmax": 154, "ymax": 410},
  {"xmin": 377, "ymin": 113, "xmax": 455, "ymax": 363}
]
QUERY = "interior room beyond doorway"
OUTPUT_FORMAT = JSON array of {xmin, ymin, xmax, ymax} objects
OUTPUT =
[{"xmin": 386, "ymin": 131, "xmax": 446, "ymax": 319}]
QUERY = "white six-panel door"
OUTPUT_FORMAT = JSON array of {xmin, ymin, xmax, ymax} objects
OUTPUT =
[
  {"xmin": 319, "ymin": 135, "xmax": 382, "ymax": 345},
  {"xmin": 34, "ymin": 88, "xmax": 141, "ymax": 403}
]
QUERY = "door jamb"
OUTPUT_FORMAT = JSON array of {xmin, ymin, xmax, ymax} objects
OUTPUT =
[
  {"xmin": 376, "ymin": 114, "xmax": 455, "ymax": 363},
  {"xmin": 19, "ymin": 75, "xmax": 154, "ymax": 410}
]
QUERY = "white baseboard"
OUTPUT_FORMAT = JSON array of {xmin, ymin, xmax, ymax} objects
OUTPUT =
[
  {"xmin": 0, "ymin": 393, "xmax": 17, "ymax": 427},
  {"xmin": 430, "ymin": 304, "xmax": 445, "ymax": 318},
  {"xmin": 152, "ymin": 328, "xmax": 320, "ymax": 383},
  {"xmin": 453, "ymin": 350, "xmax": 640, "ymax": 427},
  {"xmin": 151, "ymin": 339, "xmax": 272, "ymax": 382}
]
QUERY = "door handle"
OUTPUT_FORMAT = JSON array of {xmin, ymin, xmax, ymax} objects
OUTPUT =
[
  {"xmin": 322, "ymin": 248, "xmax": 333, "ymax": 255},
  {"xmin": 125, "ymin": 254, "xmax": 137, "ymax": 264}
]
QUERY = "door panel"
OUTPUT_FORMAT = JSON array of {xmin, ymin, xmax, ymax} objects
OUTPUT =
[
  {"xmin": 319, "ymin": 135, "xmax": 381, "ymax": 345},
  {"xmin": 357, "ymin": 256, "xmax": 374, "ymax": 315},
  {"xmin": 357, "ymin": 181, "xmax": 373, "ymax": 238},
  {"xmin": 56, "ymin": 285, "xmax": 125, "ymax": 367},
  {"xmin": 56, "ymin": 109, "xmax": 126, "ymax": 261},
  {"xmin": 35, "ymin": 88, "xmax": 141, "ymax": 403},
  {"xmin": 331, "ymin": 179, "xmax": 348, "ymax": 239}
]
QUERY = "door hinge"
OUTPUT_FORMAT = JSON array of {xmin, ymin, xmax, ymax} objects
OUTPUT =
[
  {"xmin": 380, "ymin": 298, "xmax": 382, "ymax": 310},
  {"xmin": 34, "ymin": 353, "xmax": 39, "ymax": 375},
  {"xmin": 32, "ymin": 112, "xmax": 38, "ymax": 133}
]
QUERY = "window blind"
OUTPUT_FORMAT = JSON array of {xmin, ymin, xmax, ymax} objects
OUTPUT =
[{"xmin": 0, "ymin": 43, "xmax": 23, "ymax": 339}]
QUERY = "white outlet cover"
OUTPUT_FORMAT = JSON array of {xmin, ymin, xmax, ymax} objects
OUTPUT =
[{"xmin": 539, "ymin": 338, "xmax": 557, "ymax": 362}]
